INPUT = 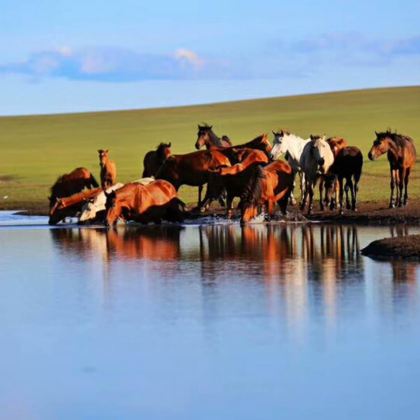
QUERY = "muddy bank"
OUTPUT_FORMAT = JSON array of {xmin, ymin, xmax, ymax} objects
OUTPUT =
[
  {"xmin": 6, "ymin": 198, "xmax": 420, "ymax": 225},
  {"xmin": 362, "ymin": 234, "xmax": 420, "ymax": 260}
]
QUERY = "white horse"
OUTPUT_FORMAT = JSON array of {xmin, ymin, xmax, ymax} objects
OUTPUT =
[
  {"xmin": 299, "ymin": 135, "xmax": 334, "ymax": 214},
  {"xmin": 271, "ymin": 130, "xmax": 311, "ymax": 204},
  {"xmin": 79, "ymin": 177, "xmax": 155, "ymax": 223}
]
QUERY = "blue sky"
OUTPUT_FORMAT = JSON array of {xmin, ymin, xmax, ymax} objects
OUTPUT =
[{"xmin": 0, "ymin": 0, "xmax": 419, "ymax": 115}]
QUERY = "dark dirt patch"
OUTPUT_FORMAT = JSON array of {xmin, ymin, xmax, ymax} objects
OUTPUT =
[
  {"xmin": 362, "ymin": 234, "xmax": 420, "ymax": 260},
  {"xmin": 0, "ymin": 175, "xmax": 18, "ymax": 183}
]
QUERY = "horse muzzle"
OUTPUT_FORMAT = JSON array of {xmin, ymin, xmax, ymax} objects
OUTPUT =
[{"xmin": 368, "ymin": 151, "xmax": 375, "ymax": 161}]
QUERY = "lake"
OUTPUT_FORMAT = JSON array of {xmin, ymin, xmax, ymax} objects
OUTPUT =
[{"xmin": 1, "ymin": 212, "xmax": 419, "ymax": 420}]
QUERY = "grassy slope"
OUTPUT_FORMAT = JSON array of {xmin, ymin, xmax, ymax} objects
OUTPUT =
[{"xmin": 0, "ymin": 86, "xmax": 419, "ymax": 211}]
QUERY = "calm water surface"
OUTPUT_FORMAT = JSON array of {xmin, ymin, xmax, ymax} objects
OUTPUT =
[{"xmin": 1, "ymin": 212, "xmax": 420, "ymax": 420}]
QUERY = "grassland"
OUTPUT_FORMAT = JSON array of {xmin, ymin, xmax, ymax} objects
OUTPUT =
[{"xmin": 0, "ymin": 86, "xmax": 419, "ymax": 212}]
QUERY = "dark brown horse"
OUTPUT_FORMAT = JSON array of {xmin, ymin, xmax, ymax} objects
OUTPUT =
[
  {"xmin": 368, "ymin": 130, "xmax": 416, "ymax": 207},
  {"xmin": 104, "ymin": 180, "xmax": 185, "ymax": 226},
  {"xmin": 324, "ymin": 146, "xmax": 363, "ymax": 213},
  {"xmin": 142, "ymin": 142, "xmax": 172, "ymax": 177},
  {"xmin": 240, "ymin": 160, "xmax": 294, "ymax": 223},
  {"xmin": 155, "ymin": 149, "xmax": 231, "ymax": 207},
  {"xmin": 201, "ymin": 150, "xmax": 269, "ymax": 216},
  {"xmin": 49, "ymin": 187, "xmax": 102, "ymax": 225},
  {"xmin": 195, "ymin": 124, "xmax": 232, "ymax": 149},
  {"xmin": 49, "ymin": 167, "xmax": 99, "ymax": 209}
]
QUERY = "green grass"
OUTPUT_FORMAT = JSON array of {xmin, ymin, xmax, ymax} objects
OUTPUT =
[{"xmin": 0, "ymin": 86, "xmax": 419, "ymax": 211}]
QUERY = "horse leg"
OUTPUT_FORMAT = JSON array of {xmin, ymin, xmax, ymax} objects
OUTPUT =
[
  {"xmin": 319, "ymin": 176, "xmax": 324, "ymax": 211},
  {"xmin": 299, "ymin": 172, "xmax": 305, "ymax": 207},
  {"xmin": 403, "ymin": 168, "xmax": 410, "ymax": 206},
  {"xmin": 226, "ymin": 194, "xmax": 234, "ymax": 219},
  {"xmin": 307, "ymin": 182, "xmax": 314, "ymax": 215},
  {"xmin": 198, "ymin": 184, "xmax": 203, "ymax": 208},
  {"xmin": 300, "ymin": 179, "xmax": 308, "ymax": 212},
  {"xmin": 344, "ymin": 179, "xmax": 351, "ymax": 209},
  {"xmin": 339, "ymin": 177, "xmax": 344, "ymax": 215},
  {"xmin": 398, "ymin": 168, "xmax": 405, "ymax": 207},
  {"xmin": 389, "ymin": 168, "xmax": 396, "ymax": 208},
  {"xmin": 347, "ymin": 177, "xmax": 355, "ymax": 211}
]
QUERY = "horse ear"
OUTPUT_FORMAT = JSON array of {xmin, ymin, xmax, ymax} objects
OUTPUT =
[
  {"xmin": 209, "ymin": 125, "xmax": 213, "ymax": 129},
  {"xmin": 272, "ymin": 130, "xmax": 276, "ymax": 135},
  {"xmin": 375, "ymin": 131, "xmax": 378, "ymax": 136},
  {"xmin": 105, "ymin": 149, "xmax": 109, "ymax": 153},
  {"xmin": 168, "ymin": 142, "xmax": 172, "ymax": 147}
]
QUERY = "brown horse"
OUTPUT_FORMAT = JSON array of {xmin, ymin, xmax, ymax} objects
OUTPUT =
[
  {"xmin": 98, "ymin": 149, "xmax": 117, "ymax": 189},
  {"xmin": 240, "ymin": 160, "xmax": 294, "ymax": 223},
  {"xmin": 49, "ymin": 187, "xmax": 102, "ymax": 225},
  {"xmin": 324, "ymin": 146, "xmax": 363, "ymax": 213},
  {"xmin": 201, "ymin": 150, "xmax": 269, "ymax": 216},
  {"xmin": 104, "ymin": 180, "xmax": 185, "ymax": 226},
  {"xmin": 368, "ymin": 130, "xmax": 416, "ymax": 207},
  {"xmin": 155, "ymin": 149, "xmax": 231, "ymax": 207},
  {"xmin": 49, "ymin": 167, "xmax": 99, "ymax": 209},
  {"xmin": 195, "ymin": 124, "xmax": 232, "ymax": 149},
  {"xmin": 142, "ymin": 142, "xmax": 172, "ymax": 177}
]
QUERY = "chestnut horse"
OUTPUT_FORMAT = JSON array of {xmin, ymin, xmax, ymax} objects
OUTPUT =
[
  {"xmin": 155, "ymin": 149, "xmax": 231, "ymax": 207},
  {"xmin": 142, "ymin": 142, "xmax": 171, "ymax": 177},
  {"xmin": 104, "ymin": 180, "xmax": 185, "ymax": 226},
  {"xmin": 327, "ymin": 136, "xmax": 348, "ymax": 158},
  {"xmin": 240, "ymin": 160, "xmax": 294, "ymax": 223},
  {"xmin": 195, "ymin": 124, "xmax": 232, "ymax": 149},
  {"xmin": 368, "ymin": 130, "xmax": 416, "ymax": 207},
  {"xmin": 49, "ymin": 167, "xmax": 99, "ymax": 209},
  {"xmin": 201, "ymin": 149, "xmax": 270, "ymax": 215},
  {"xmin": 324, "ymin": 146, "xmax": 363, "ymax": 213},
  {"xmin": 98, "ymin": 149, "xmax": 117, "ymax": 189}
]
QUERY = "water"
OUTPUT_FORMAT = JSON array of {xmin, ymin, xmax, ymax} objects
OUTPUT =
[{"xmin": 1, "ymin": 212, "xmax": 419, "ymax": 420}]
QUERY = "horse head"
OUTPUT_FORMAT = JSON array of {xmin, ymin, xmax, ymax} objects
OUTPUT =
[
  {"xmin": 309, "ymin": 135, "xmax": 332, "ymax": 174},
  {"xmin": 98, "ymin": 149, "xmax": 109, "ymax": 166},
  {"xmin": 195, "ymin": 124, "xmax": 212, "ymax": 150},
  {"xmin": 368, "ymin": 131, "xmax": 390, "ymax": 160},
  {"xmin": 270, "ymin": 129, "xmax": 291, "ymax": 160}
]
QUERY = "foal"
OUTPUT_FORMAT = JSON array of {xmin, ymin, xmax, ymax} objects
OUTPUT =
[
  {"xmin": 98, "ymin": 149, "xmax": 117, "ymax": 189},
  {"xmin": 368, "ymin": 130, "xmax": 416, "ymax": 207}
]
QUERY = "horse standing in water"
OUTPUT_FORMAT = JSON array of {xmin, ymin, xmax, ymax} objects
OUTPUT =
[
  {"xmin": 368, "ymin": 130, "xmax": 416, "ymax": 207},
  {"xmin": 142, "ymin": 142, "xmax": 172, "ymax": 177},
  {"xmin": 49, "ymin": 167, "xmax": 99, "ymax": 210},
  {"xmin": 195, "ymin": 124, "xmax": 232, "ymax": 149},
  {"xmin": 98, "ymin": 149, "xmax": 117, "ymax": 189},
  {"xmin": 270, "ymin": 130, "xmax": 311, "ymax": 204},
  {"xmin": 239, "ymin": 160, "xmax": 294, "ymax": 223},
  {"xmin": 104, "ymin": 180, "xmax": 185, "ymax": 226},
  {"xmin": 300, "ymin": 135, "xmax": 334, "ymax": 214}
]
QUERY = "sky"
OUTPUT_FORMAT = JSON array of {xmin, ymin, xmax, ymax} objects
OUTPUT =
[{"xmin": 0, "ymin": 0, "xmax": 419, "ymax": 115}]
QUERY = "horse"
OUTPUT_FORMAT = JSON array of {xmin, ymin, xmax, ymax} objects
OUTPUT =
[
  {"xmin": 368, "ymin": 130, "xmax": 416, "ymax": 207},
  {"xmin": 49, "ymin": 167, "xmax": 99, "ymax": 209},
  {"xmin": 200, "ymin": 149, "xmax": 269, "ymax": 216},
  {"xmin": 195, "ymin": 124, "xmax": 232, "ymax": 149},
  {"xmin": 240, "ymin": 160, "xmax": 294, "ymax": 223},
  {"xmin": 48, "ymin": 187, "xmax": 102, "ymax": 225},
  {"xmin": 142, "ymin": 142, "xmax": 172, "ymax": 177},
  {"xmin": 98, "ymin": 149, "xmax": 117, "ymax": 189},
  {"xmin": 104, "ymin": 180, "xmax": 185, "ymax": 226},
  {"xmin": 299, "ymin": 135, "xmax": 334, "ymax": 214},
  {"xmin": 155, "ymin": 149, "xmax": 231, "ymax": 208},
  {"xmin": 270, "ymin": 130, "xmax": 311, "ymax": 204},
  {"xmin": 79, "ymin": 177, "xmax": 155, "ymax": 223},
  {"xmin": 324, "ymin": 146, "xmax": 363, "ymax": 213}
]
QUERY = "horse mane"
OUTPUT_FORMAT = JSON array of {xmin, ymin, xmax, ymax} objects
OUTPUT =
[
  {"xmin": 240, "ymin": 165, "xmax": 265, "ymax": 207},
  {"xmin": 378, "ymin": 130, "xmax": 415, "ymax": 146},
  {"xmin": 156, "ymin": 142, "xmax": 171, "ymax": 159}
]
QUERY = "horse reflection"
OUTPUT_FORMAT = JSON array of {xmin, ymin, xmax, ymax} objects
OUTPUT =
[{"xmin": 50, "ymin": 226, "xmax": 182, "ymax": 262}]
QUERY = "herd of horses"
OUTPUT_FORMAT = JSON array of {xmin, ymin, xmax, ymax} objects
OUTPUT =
[{"xmin": 47, "ymin": 125, "xmax": 417, "ymax": 226}]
